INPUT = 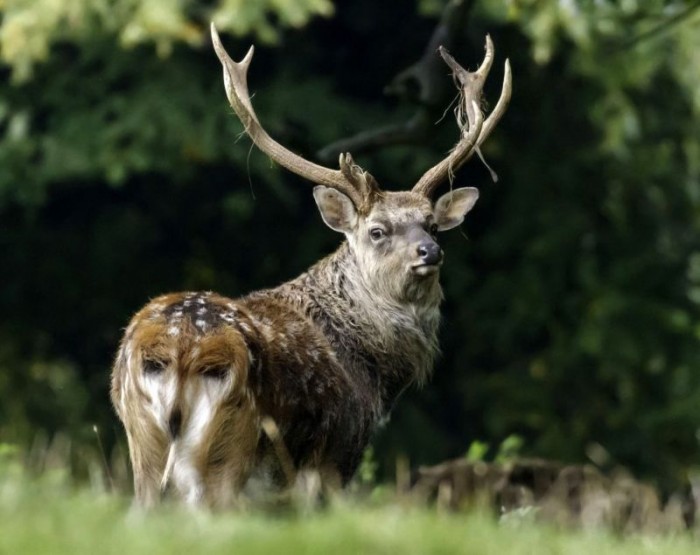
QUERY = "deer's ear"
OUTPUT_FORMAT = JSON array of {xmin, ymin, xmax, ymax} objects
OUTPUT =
[
  {"xmin": 313, "ymin": 186, "xmax": 358, "ymax": 233},
  {"xmin": 434, "ymin": 187, "xmax": 479, "ymax": 231}
]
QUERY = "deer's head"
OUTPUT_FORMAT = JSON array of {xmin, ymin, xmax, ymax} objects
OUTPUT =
[{"xmin": 211, "ymin": 26, "xmax": 511, "ymax": 303}]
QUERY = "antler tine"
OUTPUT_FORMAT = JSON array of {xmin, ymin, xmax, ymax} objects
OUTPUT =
[
  {"xmin": 413, "ymin": 36, "xmax": 512, "ymax": 197},
  {"xmin": 413, "ymin": 100, "xmax": 484, "ymax": 197},
  {"xmin": 210, "ymin": 23, "xmax": 368, "ymax": 209},
  {"xmin": 339, "ymin": 152, "xmax": 380, "ymax": 201}
]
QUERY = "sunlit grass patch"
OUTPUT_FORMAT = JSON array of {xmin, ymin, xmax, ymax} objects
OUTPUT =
[{"xmin": 1, "ymin": 448, "xmax": 699, "ymax": 555}]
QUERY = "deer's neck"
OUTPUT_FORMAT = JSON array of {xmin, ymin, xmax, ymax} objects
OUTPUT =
[{"xmin": 287, "ymin": 241, "xmax": 442, "ymax": 410}]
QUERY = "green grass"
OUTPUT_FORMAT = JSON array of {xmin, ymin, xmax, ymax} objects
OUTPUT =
[{"xmin": 1, "ymin": 467, "xmax": 700, "ymax": 555}]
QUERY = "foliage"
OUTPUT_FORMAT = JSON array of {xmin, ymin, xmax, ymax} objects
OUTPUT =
[
  {"xmin": 0, "ymin": 0, "xmax": 699, "ymax": 495},
  {"xmin": 0, "ymin": 0, "xmax": 333, "ymax": 81},
  {"xmin": 464, "ymin": 434, "xmax": 524, "ymax": 462}
]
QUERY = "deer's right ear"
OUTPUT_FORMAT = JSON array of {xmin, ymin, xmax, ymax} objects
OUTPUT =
[{"xmin": 313, "ymin": 186, "xmax": 358, "ymax": 233}]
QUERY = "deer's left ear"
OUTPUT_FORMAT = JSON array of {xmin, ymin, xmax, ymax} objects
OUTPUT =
[{"xmin": 434, "ymin": 187, "xmax": 479, "ymax": 231}]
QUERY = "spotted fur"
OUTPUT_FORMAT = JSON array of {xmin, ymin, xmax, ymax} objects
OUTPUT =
[{"xmin": 111, "ymin": 184, "xmax": 478, "ymax": 507}]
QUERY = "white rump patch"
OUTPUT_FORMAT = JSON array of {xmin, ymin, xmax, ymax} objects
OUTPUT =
[
  {"xmin": 142, "ymin": 366, "xmax": 178, "ymax": 434},
  {"xmin": 166, "ymin": 368, "xmax": 236, "ymax": 505}
]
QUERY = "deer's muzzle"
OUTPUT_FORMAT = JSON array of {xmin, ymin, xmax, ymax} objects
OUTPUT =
[{"xmin": 417, "ymin": 240, "xmax": 442, "ymax": 266}]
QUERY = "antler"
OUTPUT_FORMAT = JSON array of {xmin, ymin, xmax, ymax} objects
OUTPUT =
[
  {"xmin": 412, "ymin": 36, "xmax": 512, "ymax": 197},
  {"xmin": 210, "ymin": 23, "xmax": 379, "ymax": 212}
]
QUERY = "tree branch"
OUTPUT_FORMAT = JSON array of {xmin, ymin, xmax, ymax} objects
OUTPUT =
[{"xmin": 317, "ymin": 0, "xmax": 475, "ymax": 163}]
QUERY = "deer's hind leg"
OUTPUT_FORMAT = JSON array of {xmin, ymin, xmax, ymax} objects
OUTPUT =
[{"xmin": 196, "ymin": 391, "xmax": 261, "ymax": 509}]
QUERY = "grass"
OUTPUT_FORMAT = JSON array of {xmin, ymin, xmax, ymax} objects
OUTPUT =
[{"xmin": 2, "ymin": 463, "xmax": 700, "ymax": 555}]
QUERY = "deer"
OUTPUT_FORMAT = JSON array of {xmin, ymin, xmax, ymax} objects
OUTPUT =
[{"xmin": 110, "ymin": 23, "xmax": 511, "ymax": 509}]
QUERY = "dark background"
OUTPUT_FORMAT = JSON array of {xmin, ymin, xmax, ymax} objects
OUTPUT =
[{"xmin": 1, "ymin": 0, "xmax": 699, "ymax": 492}]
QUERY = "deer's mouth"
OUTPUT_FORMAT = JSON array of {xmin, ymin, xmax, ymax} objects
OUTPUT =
[{"xmin": 411, "ymin": 262, "xmax": 442, "ymax": 276}]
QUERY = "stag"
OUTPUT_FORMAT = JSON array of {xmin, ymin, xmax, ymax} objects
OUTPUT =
[{"xmin": 111, "ymin": 24, "xmax": 511, "ymax": 508}]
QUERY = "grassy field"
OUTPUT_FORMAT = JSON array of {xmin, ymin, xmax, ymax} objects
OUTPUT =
[{"xmin": 2, "ymin": 463, "xmax": 700, "ymax": 555}]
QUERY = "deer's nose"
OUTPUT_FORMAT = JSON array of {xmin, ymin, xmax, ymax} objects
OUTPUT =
[
  {"xmin": 168, "ymin": 408, "xmax": 182, "ymax": 439},
  {"xmin": 417, "ymin": 240, "xmax": 442, "ymax": 265}
]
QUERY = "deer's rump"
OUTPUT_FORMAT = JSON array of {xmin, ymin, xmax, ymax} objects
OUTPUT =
[{"xmin": 111, "ymin": 290, "xmax": 374, "ymax": 504}]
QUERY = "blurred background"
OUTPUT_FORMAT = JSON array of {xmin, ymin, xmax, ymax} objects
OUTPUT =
[{"xmin": 0, "ymin": 0, "xmax": 698, "ymax": 493}]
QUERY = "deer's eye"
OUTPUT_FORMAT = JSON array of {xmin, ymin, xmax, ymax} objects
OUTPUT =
[
  {"xmin": 369, "ymin": 228, "xmax": 386, "ymax": 241},
  {"xmin": 143, "ymin": 357, "xmax": 167, "ymax": 375},
  {"xmin": 201, "ymin": 365, "xmax": 229, "ymax": 380},
  {"xmin": 429, "ymin": 223, "xmax": 438, "ymax": 236}
]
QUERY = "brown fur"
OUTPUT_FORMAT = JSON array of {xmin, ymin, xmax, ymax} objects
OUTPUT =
[{"xmin": 110, "ymin": 187, "xmax": 479, "ymax": 508}]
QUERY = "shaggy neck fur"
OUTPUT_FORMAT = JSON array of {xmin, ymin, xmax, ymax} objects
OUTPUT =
[{"xmin": 276, "ymin": 240, "xmax": 442, "ymax": 413}]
